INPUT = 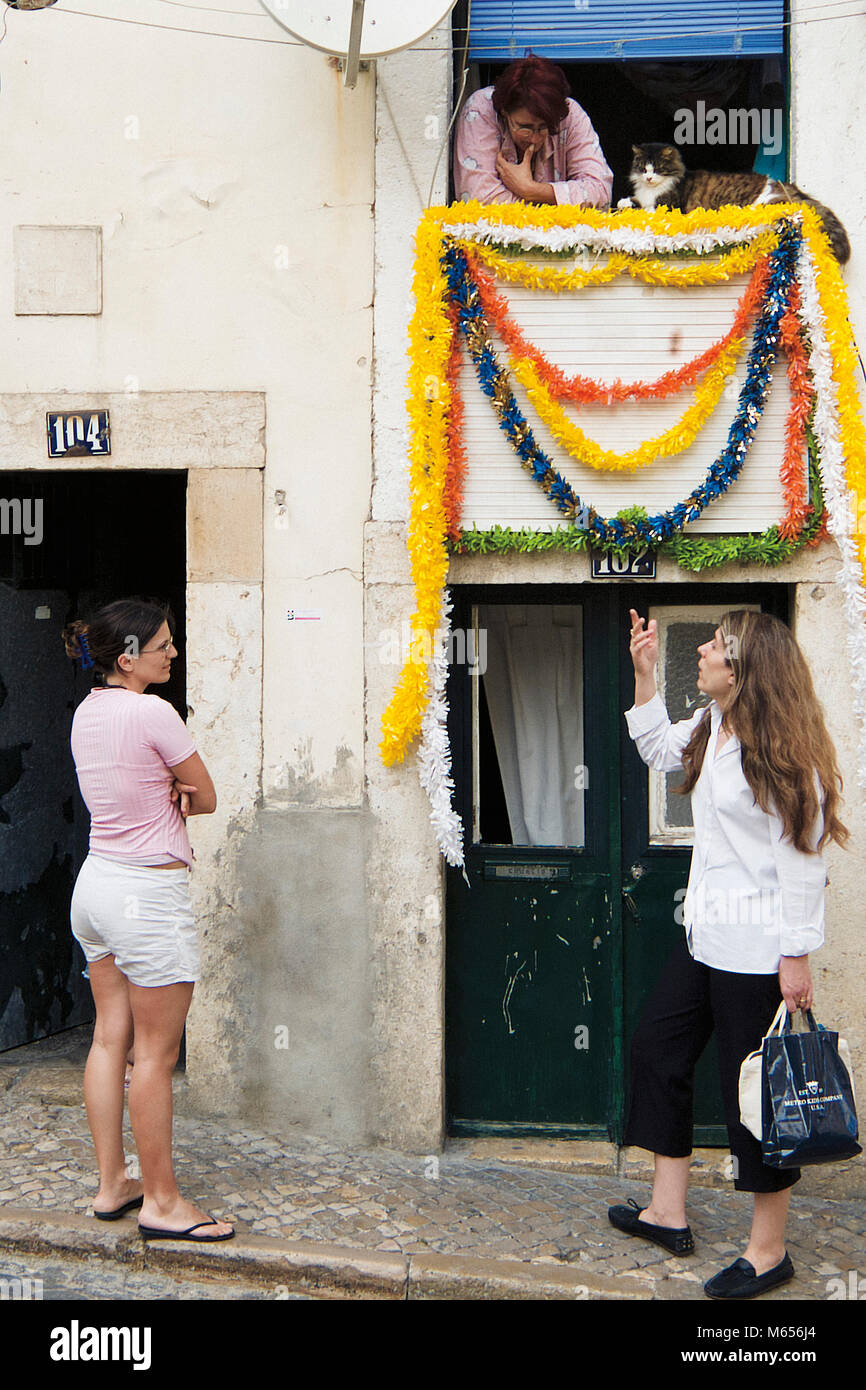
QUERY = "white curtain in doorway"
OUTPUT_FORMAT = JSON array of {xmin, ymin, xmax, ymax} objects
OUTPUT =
[{"xmin": 478, "ymin": 605, "xmax": 584, "ymax": 847}]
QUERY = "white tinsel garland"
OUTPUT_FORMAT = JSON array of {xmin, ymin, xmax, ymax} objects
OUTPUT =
[
  {"xmin": 417, "ymin": 591, "xmax": 466, "ymax": 869},
  {"xmin": 439, "ymin": 217, "xmax": 774, "ymax": 258},
  {"xmin": 795, "ymin": 242, "xmax": 866, "ymax": 790}
]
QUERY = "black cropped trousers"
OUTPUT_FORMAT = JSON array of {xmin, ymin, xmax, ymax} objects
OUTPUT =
[{"xmin": 624, "ymin": 936, "xmax": 800, "ymax": 1193}]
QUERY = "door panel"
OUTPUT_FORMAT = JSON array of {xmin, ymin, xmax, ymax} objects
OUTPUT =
[
  {"xmin": 0, "ymin": 586, "xmax": 91, "ymax": 1048},
  {"xmin": 618, "ymin": 584, "xmax": 789, "ymax": 1143},
  {"xmin": 446, "ymin": 586, "xmax": 619, "ymax": 1137},
  {"xmin": 447, "ymin": 867, "xmax": 613, "ymax": 1131}
]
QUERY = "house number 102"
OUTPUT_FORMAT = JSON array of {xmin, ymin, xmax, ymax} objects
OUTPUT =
[{"xmin": 590, "ymin": 548, "xmax": 657, "ymax": 579}]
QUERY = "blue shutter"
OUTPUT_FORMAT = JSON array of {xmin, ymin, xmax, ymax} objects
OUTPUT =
[{"xmin": 467, "ymin": 1, "xmax": 786, "ymax": 61}]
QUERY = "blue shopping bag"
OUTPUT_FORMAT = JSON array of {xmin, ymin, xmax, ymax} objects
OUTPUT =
[{"xmin": 762, "ymin": 1009, "xmax": 861, "ymax": 1168}]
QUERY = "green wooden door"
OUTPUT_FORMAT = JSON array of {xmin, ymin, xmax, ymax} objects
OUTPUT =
[
  {"xmin": 617, "ymin": 583, "xmax": 788, "ymax": 1145},
  {"xmin": 446, "ymin": 585, "xmax": 622, "ymax": 1137},
  {"xmin": 446, "ymin": 580, "xmax": 788, "ymax": 1143}
]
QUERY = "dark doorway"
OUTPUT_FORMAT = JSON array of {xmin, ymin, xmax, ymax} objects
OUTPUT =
[{"xmin": 0, "ymin": 470, "xmax": 187, "ymax": 1050}]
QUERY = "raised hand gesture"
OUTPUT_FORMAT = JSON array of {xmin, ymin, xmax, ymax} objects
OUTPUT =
[
  {"xmin": 629, "ymin": 609, "xmax": 658, "ymax": 673},
  {"xmin": 629, "ymin": 609, "xmax": 659, "ymax": 705}
]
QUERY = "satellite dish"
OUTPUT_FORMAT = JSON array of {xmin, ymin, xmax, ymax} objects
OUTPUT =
[{"xmin": 259, "ymin": 0, "xmax": 458, "ymax": 85}]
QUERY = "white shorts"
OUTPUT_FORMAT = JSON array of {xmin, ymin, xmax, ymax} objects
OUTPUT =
[{"xmin": 70, "ymin": 853, "xmax": 200, "ymax": 988}]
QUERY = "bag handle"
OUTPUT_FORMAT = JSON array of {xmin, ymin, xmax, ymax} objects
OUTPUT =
[
  {"xmin": 783, "ymin": 1007, "xmax": 818, "ymax": 1034},
  {"xmin": 764, "ymin": 999, "xmax": 788, "ymax": 1039}
]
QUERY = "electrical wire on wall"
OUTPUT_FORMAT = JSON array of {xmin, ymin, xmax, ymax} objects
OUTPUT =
[
  {"xmin": 426, "ymin": 0, "xmax": 471, "ymax": 208},
  {"xmin": 27, "ymin": 1, "xmax": 866, "ymax": 51}
]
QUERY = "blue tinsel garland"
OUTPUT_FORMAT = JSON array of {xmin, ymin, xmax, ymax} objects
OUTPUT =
[{"xmin": 442, "ymin": 221, "xmax": 800, "ymax": 548}]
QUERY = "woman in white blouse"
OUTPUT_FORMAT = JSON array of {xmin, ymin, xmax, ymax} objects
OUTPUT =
[{"xmin": 609, "ymin": 608, "xmax": 848, "ymax": 1300}]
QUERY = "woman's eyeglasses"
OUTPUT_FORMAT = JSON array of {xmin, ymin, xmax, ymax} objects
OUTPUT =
[{"xmin": 507, "ymin": 115, "xmax": 548, "ymax": 136}]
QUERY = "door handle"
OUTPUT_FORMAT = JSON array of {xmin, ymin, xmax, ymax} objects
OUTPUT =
[{"xmin": 621, "ymin": 886, "xmax": 639, "ymax": 918}]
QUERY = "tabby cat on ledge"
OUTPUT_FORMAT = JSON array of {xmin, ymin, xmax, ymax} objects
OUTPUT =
[{"xmin": 618, "ymin": 143, "xmax": 850, "ymax": 264}]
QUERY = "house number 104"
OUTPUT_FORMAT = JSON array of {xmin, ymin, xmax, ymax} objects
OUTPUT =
[{"xmin": 46, "ymin": 411, "xmax": 111, "ymax": 457}]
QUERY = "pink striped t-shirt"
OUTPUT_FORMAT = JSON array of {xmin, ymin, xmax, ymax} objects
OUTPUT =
[{"xmin": 71, "ymin": 688, "xmax": 197, "ymax": 867}]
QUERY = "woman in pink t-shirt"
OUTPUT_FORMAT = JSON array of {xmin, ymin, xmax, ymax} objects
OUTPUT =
[{"xmin": 64, "ymin": 598, "xmax": 233, "ymax": 1243}]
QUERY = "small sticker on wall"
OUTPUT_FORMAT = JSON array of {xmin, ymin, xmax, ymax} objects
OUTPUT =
[
  {"xmin": 34, "ymin": 606, "xmax": 51, "ymax": 620},
  {"xmin": 286, "ymin": 609, "xmax": 322, "ymax": 622}
]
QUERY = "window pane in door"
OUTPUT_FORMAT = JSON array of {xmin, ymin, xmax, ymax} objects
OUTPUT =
[
  {"xmin": 648, "ymin": 603, "xmax": 759, "ymax": 845},
  {"xmin": 661, "ymin": 621, "xmax": 716, "ymax": 833},
  {"xmin": 474, "ymin": 604, "xmax": 584, "ymax": 847}
]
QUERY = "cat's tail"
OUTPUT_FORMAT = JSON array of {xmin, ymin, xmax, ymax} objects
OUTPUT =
[{"xmin": 774, "ymin": 183, "xmax": 851, "ymax": 265}]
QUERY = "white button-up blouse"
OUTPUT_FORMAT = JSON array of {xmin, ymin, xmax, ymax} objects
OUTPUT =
[{"xmin": 625, "ymin": 693, "xmax": 826, "ymax": 975}]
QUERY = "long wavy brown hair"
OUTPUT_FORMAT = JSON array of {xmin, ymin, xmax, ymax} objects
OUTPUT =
[{"xmin": 677, "ymin": 610, "xmax": 848, "ymax": 853}]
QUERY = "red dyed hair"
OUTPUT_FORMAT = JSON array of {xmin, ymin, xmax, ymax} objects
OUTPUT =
[{"xmin": 491, "ymin": 55, "xmax": 571, "ymax": 133}]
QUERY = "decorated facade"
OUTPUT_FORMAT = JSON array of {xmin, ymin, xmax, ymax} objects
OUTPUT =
[
  {"xmin": 384, "ymin": 199, "xmax": 866, "ymax": 875},
  {"xmin": 0, "ymin": 0, "xmax": 863, "ymax": 1155}
]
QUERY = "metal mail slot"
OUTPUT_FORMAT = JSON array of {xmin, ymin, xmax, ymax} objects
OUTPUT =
[{"xmin": 483, "ymin": 862, "xmax": 572, "ymax": 882}]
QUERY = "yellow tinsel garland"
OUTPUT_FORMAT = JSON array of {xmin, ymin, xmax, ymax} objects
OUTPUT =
[
  {"xmin": 463, "ymin": 230, "xmax": 778, "ymax": 292},
  {"xmin": 797, "ymin": 211, "xmax": 866, "ymax": 575},
  {"xmin": 380, "ymin": 218, "xmax": 453, "ymax": 766},
  {"xmin": 511, "ymin": 331, "xmax": 747, "ymax": 471}
]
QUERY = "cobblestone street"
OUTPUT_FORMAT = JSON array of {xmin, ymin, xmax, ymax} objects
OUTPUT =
[{"xmin": 1, "ymin": 1028, "xmax": 863, "ymax": 1302}]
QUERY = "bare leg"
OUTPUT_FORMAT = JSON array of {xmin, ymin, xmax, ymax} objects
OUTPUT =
[
  {"xmin": 741, "ymin": 1189, "xmax": 791, "ymax": 1274},
  {"xmin": 640, "ymin": 1154, "xmax": 691, "ymax": 1228},
  {"xmin": 85, "ymin": 955, "xmax": 142, "ymax": 1213},
  {"xmin": 127, "ymin": 980, "xmax": 232, "ymax": 1238}
]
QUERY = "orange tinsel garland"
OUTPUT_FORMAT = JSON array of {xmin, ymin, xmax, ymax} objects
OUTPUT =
[
  {"xmin": 465, "ymin": 248, "xmax": 771, "ymax": 406},
  {"xmin": 443, "ymin": 303, "xmax": 467, "ymax": 542},
  {"xmin": 779, "ymin": 283, "xmax": 826, "ymax": 543}
]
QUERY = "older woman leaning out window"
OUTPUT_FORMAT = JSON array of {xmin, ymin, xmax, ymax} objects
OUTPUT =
[{"xmin": 453, "ymin": 55, "xmax": 613, "ymax": 208}]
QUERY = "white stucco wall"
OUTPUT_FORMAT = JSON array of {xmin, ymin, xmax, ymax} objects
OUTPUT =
[
  {"xmin": 0, "ymin": 1, "xmax": 374, "ymax": 793},
  {"xmin": 1, "ymin": 0, "xmax": 863, "ymax": 1155},
  {"xmin": 790, "ymin": 0, "xmax": 866, "ymax": 332},
  {"xmin": 0, "ymin": 1, "xmax": 378, "ymax": 1129}
]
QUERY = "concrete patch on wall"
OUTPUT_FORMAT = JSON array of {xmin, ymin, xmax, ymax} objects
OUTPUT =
[
  {"xmin": 364, "ymin": 564, "xmax": 447, "ymax": 1152},
  {"xmin": 14, "ymin": 226, "xmax": 102, "ymax": 316},
  {"xmin": 182, "ymin": 581, "xmax": 262, "ymax": 1113},
  {"xmin": 268, "ymin": 739, "xmax": 362, "ymax": 807},
  {"xmin": 223, "ymin": 804, "xmax": 375, "ymax": 1145}
]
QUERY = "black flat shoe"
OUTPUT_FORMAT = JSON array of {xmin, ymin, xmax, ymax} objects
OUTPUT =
[
  {"xmin": 704, "ymin": 1253, "xmax": 794, "ymax": 1300},
  {"xmin": 608, "ymin": 1197, "xmax": 694, "ymax": 1255},
  {"xmin": 94, "ymin": 1194, "xmax": 144, "ymax": 1222}
]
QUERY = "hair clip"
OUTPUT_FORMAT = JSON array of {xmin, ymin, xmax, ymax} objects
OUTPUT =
[{"xmin": 78, "ymin": 631, "xmax": 94, "ymax": 670}]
